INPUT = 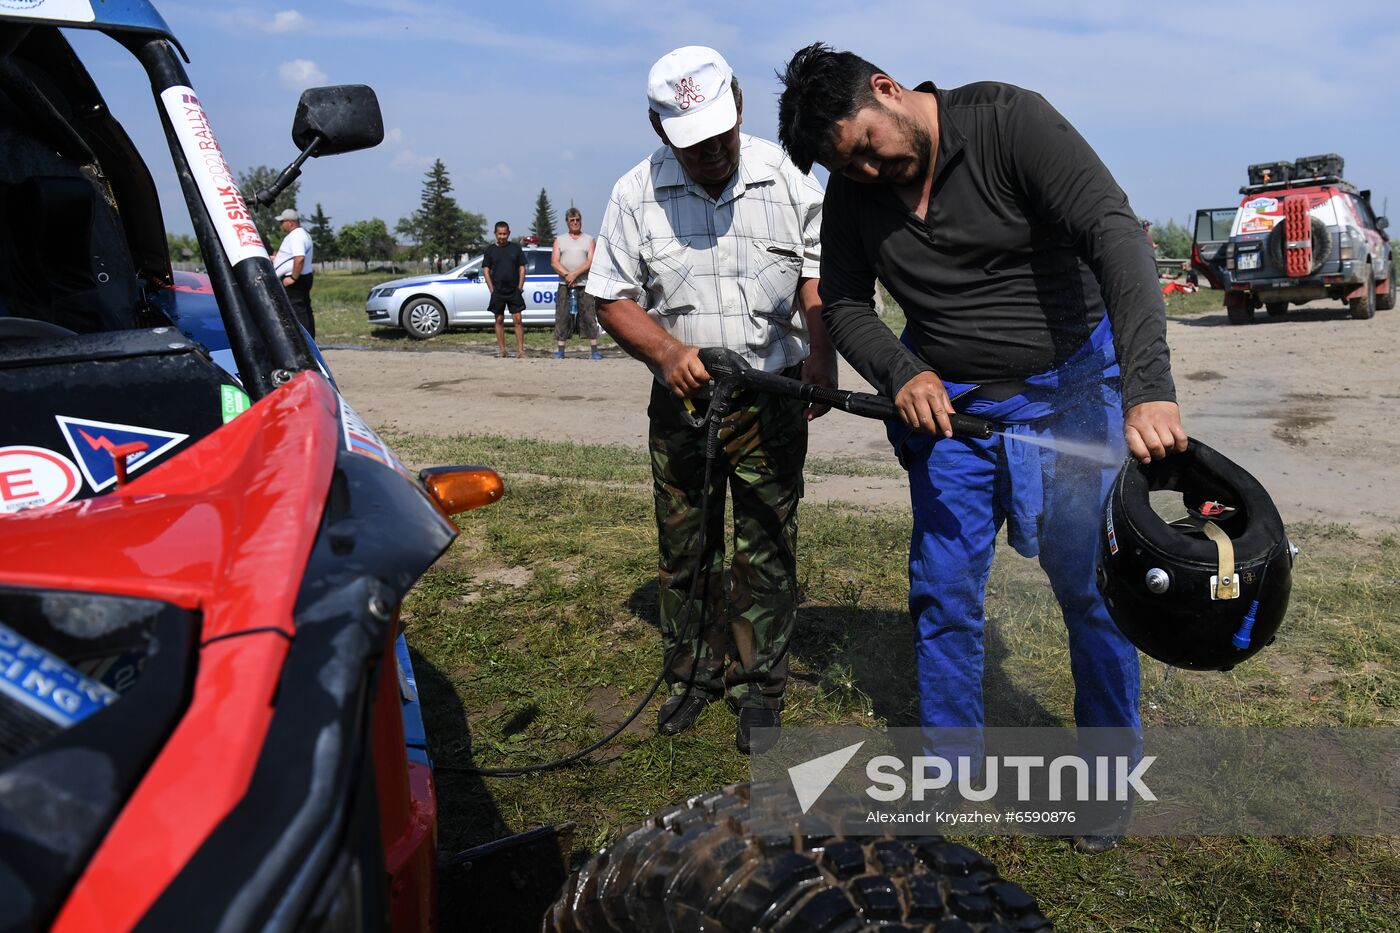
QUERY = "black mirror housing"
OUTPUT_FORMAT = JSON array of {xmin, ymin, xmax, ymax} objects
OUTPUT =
[
  {"xmin": 1377, "ymin": 216, "xmax": 1390, "ymax": 231},
  {"xmin": 292, "ymin": 85, "xmax": 384, "ymax": 156}
]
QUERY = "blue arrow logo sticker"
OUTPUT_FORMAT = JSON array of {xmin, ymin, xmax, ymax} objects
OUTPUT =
[{"xmin": 54, "ymin": 415, "xmax": 189, "ymax": 492}]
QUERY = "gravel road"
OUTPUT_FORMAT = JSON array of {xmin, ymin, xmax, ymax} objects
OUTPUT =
[{"xmin": 327, "ymin": 300, "xmax": 1400, "ymax": 534}]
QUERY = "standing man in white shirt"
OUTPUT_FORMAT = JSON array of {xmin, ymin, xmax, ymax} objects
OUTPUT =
[
  {"xmin": 272, "ymin": 208, "xmax": 315, "ymax": 338},
  {"xmin": 550, "ymin": 207, "xmax": 601, "ymax": 359},
  {"xmin": 587, "ymin": 46, "xmax": 836, "ymax": 754}
]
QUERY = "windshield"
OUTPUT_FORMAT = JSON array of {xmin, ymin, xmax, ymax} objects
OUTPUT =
[{"xmin": 452, "ymin": 257, "xmax": 482, "ymax": 276}]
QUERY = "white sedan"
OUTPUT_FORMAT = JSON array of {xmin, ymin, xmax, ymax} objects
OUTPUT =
[{"xmin": 364, "ymin": 246, "xmax": 562, "ymax": 339}]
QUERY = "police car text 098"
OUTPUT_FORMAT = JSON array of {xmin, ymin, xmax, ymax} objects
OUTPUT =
[{"xmin": 364, "ymin": 245, "xmax": 560, "ymax": 339}]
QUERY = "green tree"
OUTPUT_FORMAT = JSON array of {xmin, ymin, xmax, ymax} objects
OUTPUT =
[
  {"xmin": 236, "ymin": 165, "xmax": 299, "ymax": 249},
  {"xmin": 337, "ymin": 218, "xmax": 396, "ymax": 271},
  {"xmin": 306, "ymin": 203, "xmax": 338, "ymax": 263},
  {"xmin": 1150, "ymin": 219, "xmax": 1193, "ymax": 260},
  {"xmin": 165, "ymin": 232, "xmax": 201, "ymax": 265},
  {"xmin": 398, "ymin": 159, "xmax": 474, "ymax": 271},
  {"xmin": 531, "ymin": 187, "xmax": 557, "ymax": 246},
  {"xmin": 393, "ymin": 215, "xmax": 425, "ymax": 261},
  {"xmin": 460, "ymin": 209, "xmax": 488, "ymax": 256}
]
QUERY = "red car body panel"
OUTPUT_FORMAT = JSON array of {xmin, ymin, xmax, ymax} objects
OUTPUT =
[
  {"xmin": 1, "ymin": 373, "xmax": 344, "ymax": 931},
  {"xmin": 373, "ymin": 639, "xmax": 440, "ymax": 932}
]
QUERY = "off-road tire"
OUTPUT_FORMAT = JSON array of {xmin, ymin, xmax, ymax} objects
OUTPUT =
[
  {"xmin": 1377, "ymin": 261, "xmax": 1396, "ymax": 311},
  {"xmin": 1349, "ymin": 267, "xmax": 1376, "ymax": 320},
  {"xmin": 1265, "ymin": 214, "xmax": 1331, "ymax": 274},
  {"xmin": 1226, "ymin": 303, "xmax": 1255, "ymax": 325},
  {"xmin": 1264, "ymin": 301, "xmax": 1288, "ymax": 317},
  {"xmin": 544, "ymin": 782, "xmax": 1054, "ymax": 932},
  {"xmin": 401, "ymin": 296, "xmax": 447, "ymax": 339}
]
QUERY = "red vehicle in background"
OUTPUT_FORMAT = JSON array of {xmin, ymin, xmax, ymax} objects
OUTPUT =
[{"xmin": 1192, "ymin": 153, "xmax": 1395, "ymax": 324}]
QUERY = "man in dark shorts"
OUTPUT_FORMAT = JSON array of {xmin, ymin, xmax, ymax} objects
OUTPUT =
[{"xmin": 483, "ymin": 220, "xmax": 526, "ymax": 358}]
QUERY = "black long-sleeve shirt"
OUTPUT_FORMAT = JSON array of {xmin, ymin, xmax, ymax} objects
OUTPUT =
[{"xmin": 819, "ymin": 81, "xmax": 1175, "ymax": 410}]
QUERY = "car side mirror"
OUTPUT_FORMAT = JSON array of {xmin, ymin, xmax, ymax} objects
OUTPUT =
[
  {"xmin": 1377, "ymin": 216, "xmax": 1389, "ymax": 232},
  {"xmin": 292, "ymin": 84, "xmax": 384, "ymax": 156}
]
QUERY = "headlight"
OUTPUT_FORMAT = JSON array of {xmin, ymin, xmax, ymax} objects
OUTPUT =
[{"xmin": 374, "ymin": 287, "xmax": 396, "ymax": 298}]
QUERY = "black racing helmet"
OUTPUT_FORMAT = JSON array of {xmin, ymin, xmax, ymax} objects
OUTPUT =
[{"xmin": 1096, "ymin": 438, "xmax": 1295, "ymax": 671}]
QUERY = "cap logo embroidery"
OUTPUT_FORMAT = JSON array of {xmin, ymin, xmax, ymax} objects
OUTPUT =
[{"xmin": 674, "ymin": 76, "xmax": 706, "ymax": 110}]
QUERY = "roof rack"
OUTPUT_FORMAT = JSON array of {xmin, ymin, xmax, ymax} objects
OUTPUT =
[{"xmin": 1241, "ymin": 153, "xmax": 1350, "ymax": 195}]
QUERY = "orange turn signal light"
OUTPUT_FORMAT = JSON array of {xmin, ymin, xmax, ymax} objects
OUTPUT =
[{"xmin": 419, "ymin": 466, "xmax": 504, "ymax": 519}]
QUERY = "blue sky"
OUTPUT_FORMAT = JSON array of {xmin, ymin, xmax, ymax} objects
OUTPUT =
[{"xmin": 67, "ymin": 1, "xmax": 1400, "ymax": 244}]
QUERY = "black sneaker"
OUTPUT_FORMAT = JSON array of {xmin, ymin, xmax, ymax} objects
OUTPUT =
[
  {"xmin": 657, "ymin": 693, "xmax": 710, "ymax": 736},
  {"xmin": 736, "ymin": 707, "xmax": 781, "ymax": 755}
]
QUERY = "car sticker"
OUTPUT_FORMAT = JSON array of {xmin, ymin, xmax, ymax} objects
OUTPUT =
[
  {"xmin": 221, "ymin": 385, "xmax": 251, "ymax": 423},
  {"xmin": 1105, "ymin": 506, "xmax": 1118, "ymax": 555},
  {"xmin": 0, "ymin": 0, "xmax": 95, "ymax": 23},
  {"xmin": 159, "ymin": 86, "xmax": 269, "ymax": 265},
  {"xmin": 54, "ymin": 415, "xmax": 189, "ymax": 493},
  {"xmin": 0, "ymin": 446, "xmax": 82, "ymax": 513},
  {"xmin": 339, "ymin": 401, "xmax": 410, "ymax": 476},
  {"xmin": 0, "ymin": 621, "xmax": 118, "ymax": 728}
]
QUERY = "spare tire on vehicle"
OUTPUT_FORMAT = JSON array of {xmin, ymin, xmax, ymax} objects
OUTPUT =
[
  {"xmin": 1265, "ymin": 213, "xmax": 1331, "ymax": 275},
  {"xmin": 544, "ymin": 782, "xmax": 1054, "ymax": 932}
]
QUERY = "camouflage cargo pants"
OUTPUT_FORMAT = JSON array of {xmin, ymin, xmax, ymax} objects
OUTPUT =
[{"xmin": 647, "ymin": 375, "xmax": 807, "ymax": 710}]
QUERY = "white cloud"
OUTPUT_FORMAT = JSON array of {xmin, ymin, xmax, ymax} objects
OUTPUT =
[
  {"xmin": 277, "ymin": 58, "xmax": 327, "ymax": 89},
  {"xmin": 222, "ymin": 8, "xmax": 308, "ymax": 34},
  {"xmin": 473, "ymin": 163, "xmax": 514, "ymax": 183},
  {"xmin": 391, "ymin": 148, "xmax": 433, "ymax": 170},
  {"xmin": 268, "ymin": 10, "xmax": 307, "ymax": 33},
  {"xmin": 384, "ymin": 127, "xmax": 405, "ymax": 145}
]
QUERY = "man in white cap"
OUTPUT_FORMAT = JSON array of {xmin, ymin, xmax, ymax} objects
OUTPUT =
[
  {"xmin": 588, "ymin": 46, "xmax": 836, "ymax": 755},
  {"xmin": 272, "ymin": 207, "xmax": 316, "ymax": 337}
]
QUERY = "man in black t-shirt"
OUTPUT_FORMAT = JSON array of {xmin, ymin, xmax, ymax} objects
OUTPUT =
[
  {"xmin": 778, "ymin": 44, "xmax": 1188, "ymax": 852},
  {"xmin": 483, "ymin": 220, "xmax": 527, "ymax": 358}
]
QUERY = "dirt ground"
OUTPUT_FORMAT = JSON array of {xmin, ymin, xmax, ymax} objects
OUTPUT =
[{"xmin": 327, "ymin": 300, "xmax": 1400, "ymax": 534}]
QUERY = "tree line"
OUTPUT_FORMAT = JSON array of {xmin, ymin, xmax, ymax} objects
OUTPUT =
[{"xmin": 167, "ymin": 160, "xmax": 567, "ymax": 273}]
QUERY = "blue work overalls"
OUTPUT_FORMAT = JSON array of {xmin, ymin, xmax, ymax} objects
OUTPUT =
[{"xmin": 891, "ymin": 315, "xmax": 1140, "ymax": 734}]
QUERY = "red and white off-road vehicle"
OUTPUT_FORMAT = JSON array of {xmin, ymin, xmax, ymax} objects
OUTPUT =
[{"xmin": 1192, "ymin": 153, "xmax": 1394, "ymax": 324}]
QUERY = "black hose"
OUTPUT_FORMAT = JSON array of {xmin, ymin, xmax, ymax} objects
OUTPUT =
[
  {"xmin": 438, "ymin": 350, "xmax": 993, "ymax": 777},
  {"xmin": 439, "ymin": 419, "xmax": 725, "ymax": 777}
]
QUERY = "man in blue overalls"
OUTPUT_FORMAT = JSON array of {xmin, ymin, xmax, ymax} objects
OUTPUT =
[{"xmin": 777, "ymin": 45, "xmax": 1189, "ymax": 851}]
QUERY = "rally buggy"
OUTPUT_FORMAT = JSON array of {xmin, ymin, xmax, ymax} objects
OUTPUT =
[{"xmin": 0, "ymin": 4, "xmax": 1051, "ymax": 931}]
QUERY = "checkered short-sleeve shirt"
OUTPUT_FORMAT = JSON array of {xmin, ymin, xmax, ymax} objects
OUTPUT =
[{"xmin": 586, "ymin": 133, "xmax": 824, "ymax": 374}]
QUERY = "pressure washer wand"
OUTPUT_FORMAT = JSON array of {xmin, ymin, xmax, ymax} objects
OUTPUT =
[{"xmin": 696, "ymin": 347, "xmax": 994, "ymax": 439}]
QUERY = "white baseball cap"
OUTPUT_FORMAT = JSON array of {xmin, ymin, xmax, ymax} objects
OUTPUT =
[
  {"xmin": 647, "ymin": 46, "xmax": 737, "ymax": 149},
  {"xmin": 275, "ymin": 208, "xmax": 300, "ymax": 222}
]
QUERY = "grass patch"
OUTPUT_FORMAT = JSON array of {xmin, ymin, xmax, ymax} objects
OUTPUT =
[
  {"xmin": 311, "ymin": 268, "xmax": 582, "ymax": 350},
  {"xmin": 385, "ymin": 432, "xmax": 651, "ymax": 484},
  {"xmin": 804, "ymin": 455, "xmax": 903, "ymax": 479},
  {"xmin": 402, "ymin": 438, "xmax": 1399, "ymax": 931},
  {"xmin": 1164, "ymin": 287, "xmax": 1225, "ymax": 317}
]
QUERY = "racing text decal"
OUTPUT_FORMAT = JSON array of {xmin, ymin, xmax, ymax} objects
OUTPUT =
[
  {"xmin": 340, "ymin": 402, "xmax": 410, "ymax": 475},
  {"xmin": 0, "ymin": 0, "xmax": 94, "ymax": 23},
  {"xmin": 160, "ymin": 86, "xmax": 269, "ymax": 265},
  {"xmin": 0, "ymin": 446, "xmax": 81, "ymax": 513}
]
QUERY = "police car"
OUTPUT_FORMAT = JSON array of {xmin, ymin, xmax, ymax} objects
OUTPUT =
[{"xmin": 364, "ymin": 245, "xmax": 561, "ymax": 339}]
